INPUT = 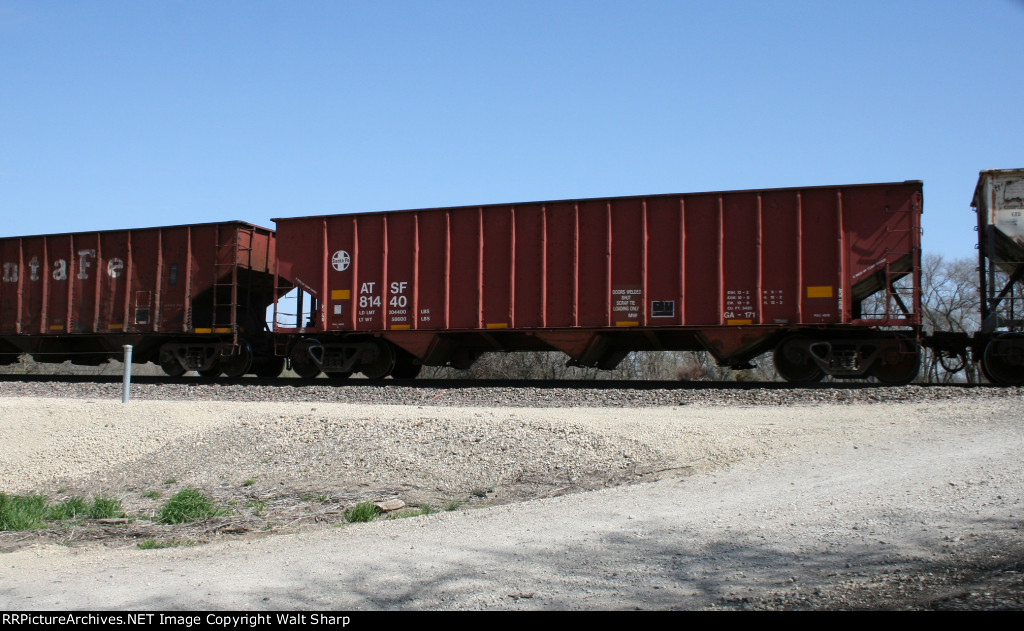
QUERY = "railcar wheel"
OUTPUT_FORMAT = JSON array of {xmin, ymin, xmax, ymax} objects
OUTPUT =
[
  {"xmin": 290, "ymin": 345, "xmax": 322, "ymax": 379},
  {"xmin": 161, "ymin": 362, "xmax": 186, "ymax": 377},
  {"xmin": 982, "ymin": 334, "xmax": 1024, "ymax": 386},
  {"xmin": 980, "ymin": 359, "xmax": 998, "ymax": 385},
  {"xmin": 391, "ymin": 352, "xmax": 422, "ymax": 380},
  {"xmin": 773, "ymin": 337, "xmax": 824, "ymax": 384},
  {"xmin": 198, "ymin": 367, "xmax": 222, "ymax": 378},
  {"xmin": 158, "ymin": 346, "xmax": 186, "ymax": 377},
  {"xmin": 872, "ymin": 341, "xmax": 921, "ymax": 386},
  {"xmin": 220, "ymin": 341, "xmax": 254, "ymax": 378},
  {"xmin": 253, "ymin": 356, "xmax": 286, "ymax": 379},
  {"xmin": 358, "ymin": 341, "xmax": 395, "ymax": 380},
  {"xmin": 159, "ymin": 357, "xmax": 186, "ymax": 377}
]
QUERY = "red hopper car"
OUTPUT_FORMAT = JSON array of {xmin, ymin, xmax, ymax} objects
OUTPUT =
[
  {"xmin": 272, "ymin": 181, "xmax": 923, "ymax": 383},
  {"xmin": 0, "ymin": 221, "xmax": 282, "ymax": 377}
]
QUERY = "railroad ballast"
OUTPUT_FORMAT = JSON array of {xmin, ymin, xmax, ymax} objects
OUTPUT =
[{"xmin": 1, "ymin": 170, "xmax": 1022, "ymax": 385}]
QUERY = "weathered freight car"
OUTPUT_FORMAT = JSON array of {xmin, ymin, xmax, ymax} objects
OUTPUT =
[
  {"xmin": 0, "ymin": 221, "xmax": 284, "ymax": 377},
  {"xmin": 973, "ymin": 169, "xmax": 1024, "ymax": 384},
  {"xmin": 926, "ymin": 169, "xmax": 1024, "ymax": 385},
  {"xmin": 273, "ymin": 182, "xmax": 924, "ymax": 383}
]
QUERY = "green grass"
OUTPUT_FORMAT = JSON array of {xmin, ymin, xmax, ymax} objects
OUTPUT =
[
  {"xmin": 246, "ymin": 499, "xmax": 267, "ymax": 515},
  {"xmin": 45, "ymin": 496, "xmax": 89, "ymax": 521},
  {"xmin": 157, "ymin": 488, "xmax": 227, "ymax": 525},
  {"xmin": 242, "ymin": 479, "xmax": 255, "ymax": 487},
  {"xmin": 386, "ymin": 504, "xmax": 438, "ymax": 520},
  {"xmin": 344, "ymin": 502, "xmax": 380, "ymax": 523},
  {"xmin": 143, "ymin": 490, "xmax": 162, "ymax": 500},
  {"xmin": 0, "ymin": 493, "xmax": 124, "ymax": 530},
  {"xmin": 88, "ymin": 496, "xmax": 123, "ymax": 519},
  {"xmin": 0, "ymin": 493, "xmax": 48, "ymax": 530},
  {"xmin": 137, "ymin": 538, "xmax": 195, "ymax": 550}
]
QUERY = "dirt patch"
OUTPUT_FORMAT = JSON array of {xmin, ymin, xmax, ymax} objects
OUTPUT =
[
  {"xmin": 0, "ymin": 471, "xmax": 663, "ymax": 553},
  {"xmin": 0, "ymin": 401, "xmax": 669, "ymax": 552}
]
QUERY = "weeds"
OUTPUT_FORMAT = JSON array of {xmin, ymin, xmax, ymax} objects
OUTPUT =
[
  {"xmin": 0, "ymin": 493, "xmax": 123, "ymax": 530},
  {"xmin": 0, "ymin": 493, "xmax": 48, "ymax": 530},
  {"xmin": 157, "ymin": 488, "xmax": 227, "ymax": 525},
  {"xmin": 45, "ymin": 496, "xmax": 89, "ymax": 521},
  {"xmin": 344, "ymin": 502, "xmax": 380, "ymax": 523},
  {"xmin": 387, "ymin": 504, "xmax": 438, "ymax": 520},
  {"xmin": 137, "ymin": 538, "xmax": 195, "ymax": 550},
  {"xmin": 88, "ymin": 496, "xmax": 123, "ymax": 519}
]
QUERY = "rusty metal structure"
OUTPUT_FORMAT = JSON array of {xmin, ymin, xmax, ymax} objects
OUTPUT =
[
  {"xmin": 0, "ymin": 221, "xmax": 283, "ymax": 377},
  {"xmin": 920, "ymin": 169, "xmax": 1024, "ymax": 385}
]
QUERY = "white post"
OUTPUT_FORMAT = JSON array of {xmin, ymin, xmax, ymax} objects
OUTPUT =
[{"xmin": 122, "ymin": 345, "xmax": 133, "ymax": 403}]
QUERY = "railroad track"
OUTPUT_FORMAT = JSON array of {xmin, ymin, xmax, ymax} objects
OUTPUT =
[
  {"xmin": 0, "ymin": 373, "xmax": 1004, "ymax": 389},
  {"xmin": 0, "ymin": 373, "xmax": 1015, "ymax": 409}
]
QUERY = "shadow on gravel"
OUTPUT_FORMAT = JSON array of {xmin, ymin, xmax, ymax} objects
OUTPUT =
[
  {"xmin": 335, "ymin": 518, "xmax": 1024, "ymax": 611},
  {"xmin": 57, "ymin": 514, "xmax": 1024, "ymax": 611}
]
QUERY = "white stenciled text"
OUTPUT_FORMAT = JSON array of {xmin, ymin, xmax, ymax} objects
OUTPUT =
[{"xmin": 1, "ymin": 256, "xmax": 126, "ymax": 283}]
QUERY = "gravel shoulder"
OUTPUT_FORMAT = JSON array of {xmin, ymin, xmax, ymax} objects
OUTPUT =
[{"xmin": 0, "ymin": 387, "xmax": 1022, "ymax": 610}]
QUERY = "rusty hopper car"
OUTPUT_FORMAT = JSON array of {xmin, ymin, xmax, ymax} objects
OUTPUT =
[
  {"xmin": 927, "ymin": 169, "xmax": 1024, "ymax": 385},
  {"xmin": 973, "ymin": 169, "xmax": 1024, "ymax": 384},
  {"xmin": 0, "ymin": 221, "xmax": 284, "ymax": 377},
  {"xmin": 273, "ymin": 181, "xmax": 924, "ymax": 383}
]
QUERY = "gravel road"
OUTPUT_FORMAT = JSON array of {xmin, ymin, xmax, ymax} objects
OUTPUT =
[{"xmin": 0, "ymin": 385, "xmax": 1022, "ymax": 610}]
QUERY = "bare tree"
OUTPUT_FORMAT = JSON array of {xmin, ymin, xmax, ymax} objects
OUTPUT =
[{"xmin": 917, "ymin": 254, "xmax": 982, "ymax": 383}]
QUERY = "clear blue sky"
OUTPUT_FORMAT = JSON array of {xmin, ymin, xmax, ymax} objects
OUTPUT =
[{"xmin": 2, "ymin": 0, "xmax": 1022, "ymax": 260}]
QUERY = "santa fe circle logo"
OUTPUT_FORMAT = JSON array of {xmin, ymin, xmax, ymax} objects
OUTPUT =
[{"xmin": 332, "ymin": 250, "xmax": 350, "ymax": 272}]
